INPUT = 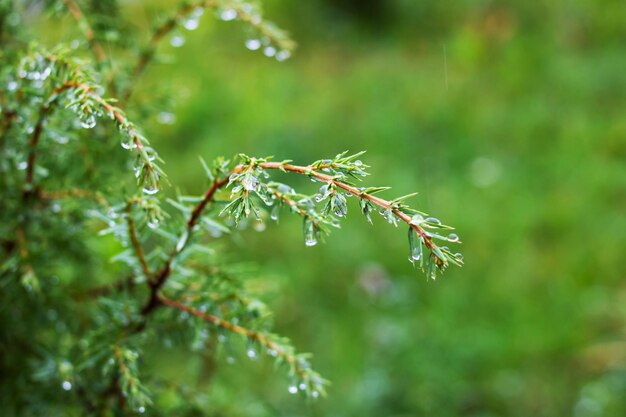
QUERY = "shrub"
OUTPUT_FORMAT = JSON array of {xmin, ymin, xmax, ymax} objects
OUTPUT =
[{"xmin": 0, "ymin": 1, "xmax": 462, "ymax": 414}]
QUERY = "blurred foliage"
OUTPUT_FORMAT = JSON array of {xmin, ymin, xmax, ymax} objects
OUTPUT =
[{"xmin": 3, "ymin": 0, "xmax": 626, "ymax": 416}]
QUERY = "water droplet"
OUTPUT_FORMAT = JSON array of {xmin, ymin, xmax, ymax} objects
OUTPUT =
[
  {"xmin": 311, "ymin": 390, "xmax": 319, "ymax": 398},
  {"xmin": 288, "ymin": 384, "xmax": 298, "ymax": 394},
  {"xmin": 53, "ymin": 136, "xmax": 69, "ymax": 144},
  {"xmin": 263, "ymin": 46, "xmax": 276, "ymax": 57},
  {"xmin": 17, "ymin": 161, "xmax": 27, "ymax": 170},
  {"xmin": 176, "ymin": 230, "xmax": 189, "ymax": 252},
  {"xmin": 276, "ymin": 50, "xmax": 291, "ymax": 61},
  {"xmin": 142, "ymin": 186, "xmax": 159, "ymax": 195},
  {"xmin": 170, "ymin": 35, "xmax": 185, "ymax": 47},
  {"xmin": 247, "ymin": 348, "xmax": 257, "ymax": 359},
  {"xmin": 425, "ymin": 217, "xmax": 441, "ymax": 225},
  {"xmin": 137, "ymin": 406, "xmax": 146, "ymax": 413},
  {"xmin": 305, "ymin": 237, "xmax": 317, "ymax": 247},
  {"xmin": 62, "ymin": 381, "xmax": 72, "ymax": 391},
  {"xmin": 241, "ymin": 173, "xmax": 259, "ymax": 191},
  {"xmin": 454, "ymin": 253, "xmax": 464, "ymax": 262},
  {"xmin": 226, "ymin": 356, "xmax": 235, "ymax": 364},
  {"xmin": 51, "ymin": 203, "xmax": 62, "ymax": 213},
  {"xmin": 120, "ymin": 140, "xmax": 137, "ymax": 150},
  {"xmin": 447, "ymin": 233, "xmax": 460, "ymax": 242},
  {"xmin": 191, "ymin": 7, "xmax": 204, "ymax": 18},
  {"xmin": 157, "ymin": 112, "xmax": 175, "ymax": 125},
  {"xmin": 410, "ymin": 214, "xmax": 424, "ymax": 225},
  {"xmin": 299, "ymin": 383, "xmax": 307, "ymax": 390},
  {"xmin": 183, "ymin": 18, "xmax": 199, "ymax": 30},
  {"xmin": 81, "ymin": 115, "xmax": 96, "ymax": 129},
  {"xmin": 40, "ymin": 67, "xmax": 52, "ymax": 80},
  {"xmin": 245, "ymin": 39, "xmax": 261, "ymax": 50},
  {"xmin": 253, "ymin": 220, "xmax": 266, "ymax": 232},
  {"xmin": 270, "ymin": 205, "xmax": 280, "ymax": 221},
  {"xmin": 7, "ymin": 81, "xmax": 18, "ymax": 91},
  {"xmin": 147, "ymin": 219, "xmax": 160, "ymax": 230},
  {"xmin": 220, "ymin": 9, "xmax": 237, "ymax": 21}
]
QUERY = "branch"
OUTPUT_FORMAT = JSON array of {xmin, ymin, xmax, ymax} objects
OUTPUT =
[
  {"xmin": 56, "ymin": 80, "xmax": 164, "ymax": 191},
  {"xmin": 126, "ymin": 201, "xmax": 151, "ymax": 277},
  {"xmin": 22, "ymin": 82, "xmax": 78, "ymax": 199},
  {"xmin": 39, "ymin": 188, "xmax": 107, "ymax": 205},
  {"xmin": 140, "ymin": 155, "xmax": 459, "ymax": 317},
  {"xmin": 140, "ymin": 176, "xmax": 227, "ymax": 316},
  {"xmin": 258, "ymin": 162, "xmax": 438, "ymax": 251},
  {"xmin": 63, "ymin": 0, "xmax": 107, "ymax": 64},
  {"xmin": 123, "ymin": 1, "xmax": 212, "ymax": 102},
  {"xmin": 159, "ymin": 295, "xmax": 326, "ymax": 396},
  {"xmin": 123, "ymin": 0, "xmax": 295, "ymax": 102}
]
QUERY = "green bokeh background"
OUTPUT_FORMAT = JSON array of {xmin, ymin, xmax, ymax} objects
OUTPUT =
[{"xmin": 59, "ymin": 1, "xmax": 626, "ymax": 415}]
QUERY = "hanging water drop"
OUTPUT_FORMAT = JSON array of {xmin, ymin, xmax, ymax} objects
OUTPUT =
[
  {"xmin": 176, "ymin": 230, "xmax": 189, "ymax": 252},
  {"xmin": 245, "ymin": 39, "xmax": 261, "ymax": 50},
  {"xmin": 299, "ymin": 383, "xmax": 307, "ymax": 390},
  {"xmin": 220, "ymin": 8, "xmax": 237, "ymax": 21},
  {"xmin": 62, "ymin": 381, "xmax": 72, "ymax": 391},
  {"xmin": 121, "ymin": 140, "xmax": 137, "ymax": 150},
  {"xmin": 170, "ymin": 35, "xmax": 185, "ymax": 47},
  {"xmin": 137, "ymin": 406, "xmax": 146, "ymax": 413},
  {"xmin": 410, "ymin": 214, "xmax": 424, "ymax": 225},
  {"xmin": 142, "ymin": 186, "xmax": 159, "ymax": 195},
  {"xmin": 311, "ymin": 390, "xmax": 319, "ymax": 398},
  {"xmin": 17, "ymin": 161, "xmax": 27, "ymax": 170},
  {"xmin": 425, "ymin": 217, "xmax": 442, "ymax": 226},
  {"xmin": 447, "ymin": 233, "xmax": 460, "ymax": 242},
  {"xmin": 183, "ymin": 17, "xmax": 199, "ymax": 30},
  {"xmin": 276, "ymin": 50, "xmax": 291, "ymax": 61},
  {"xmin": 305, "ymin": 237, "xmax": 317, "ymax": 247},
  {"xmin": 7, "ymin": 81, "xmax": 18, "ymax": 91},
  {"xmin": 241, "ymin": 173, "xmax": 259, "ymax": 191},
  {"xmin": 147, "ymin": 219, "xmax": 160, "ymax": 230},
  {"xmin": 263, "ymin": 46, "xmax": 276, "ymax": 57},
  {"xmin": 454, "ymin": 253, "xmax": 464, "ymax": 262},
  {"xmin": 247, "ymin": 348, "xmax": 257, "ymax": 359},
  {"xmin": 270, "ymin": 205, "xmax": 280, "ymax": 221},
  {"xmin": 288, "ymin": 384, "xmax": 298, "ymax": 394},
  {"xmin": 157, "ymin": 112, "xmax": 175, "ymax": 125},
  {"xmin": 81, "ymin": 115, "xmax": 96, "ymax": 129},
  {"xmin": 253, "ymin": 219, "xmax": 266, "ymax": 232}
]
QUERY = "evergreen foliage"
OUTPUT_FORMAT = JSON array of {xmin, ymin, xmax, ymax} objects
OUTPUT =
[{"xmin": 0, "ymin": 1, "xmax": 462, "ymax": 414}]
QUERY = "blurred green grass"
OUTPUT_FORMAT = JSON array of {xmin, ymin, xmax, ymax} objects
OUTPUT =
[{"xmin": 101, "ymin": 1, "xmax": 626, "ymax": 415}]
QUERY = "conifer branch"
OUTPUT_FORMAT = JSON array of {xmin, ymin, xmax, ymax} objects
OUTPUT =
[
  {"xmin": 258, "ymin": 161, "xmax": 437, "ymax": 247},
  {"xmin": 63, "ymin": 0, "xmax": 107, "ymax": 64},
  {"xmin": 160, "ymin": 295, "xmax": 327, "ymax": 397},
  {"xmin": 125, "ymin": 201, "xmax": 151, "ymax": 277},
  {"xmin": 123, "ymin": 0, "xmax": 296, "ymax": 101},
  {"xmin": 39, "ymin": 188, "xmax": 107, "ymax": 205}
]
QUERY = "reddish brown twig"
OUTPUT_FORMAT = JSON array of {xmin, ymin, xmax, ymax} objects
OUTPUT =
[
  {"xmin": 126, "ymin": 201, "xmax": 151, "ymax": 277},
  {"xmin": 159, "ymin": 295, "xmax": 311, "ymax": 379},
  {"xmin": 139, "ymin": 160, "xmax": 436, "ymax": 318}
]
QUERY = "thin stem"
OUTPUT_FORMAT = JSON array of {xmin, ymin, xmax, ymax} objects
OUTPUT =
[
  {"xmin": 140, "ymin": 176, "xmax": 227, "ymax": 316},
  {"xmin": 125, "ymin": 201, "xmax": 151, "ymax": 277},
  {"xmin": 63, "ymin": 0, "xmax": 107, "ymax": 64},
  {"xmin": 256, "ymin": 162, "xmax": 437, "ymax": 251},
  {"xmin": 141, "ymin": 159, "xmax": 437, "ymax": 317},
  {"xmin": 160, "ymin": 295, "xmax": 311, "ymax": 380},
  {"xmin": 123, "ymin": 1, "xmax": 218, "ymax": 102},
  {"xmin": 40, "ymin": 188, "xmax": 107, "ymax": 205},
  {"xmin": 123, "ymin": 0, "xmax": 295, "ymax": 102}
]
